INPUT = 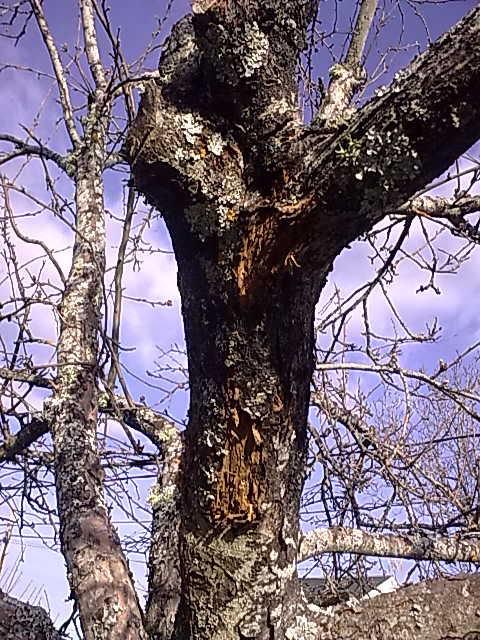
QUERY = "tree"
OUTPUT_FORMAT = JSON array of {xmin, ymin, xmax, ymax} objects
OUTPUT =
[{"xmin": 1, "ymin": 1, "xmax": 480, "ymax": 639}]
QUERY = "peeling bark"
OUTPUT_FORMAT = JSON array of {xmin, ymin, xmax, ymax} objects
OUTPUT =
[{"xmin": 124, "ymin": 4, "xmax": 480, "ymax": 639}]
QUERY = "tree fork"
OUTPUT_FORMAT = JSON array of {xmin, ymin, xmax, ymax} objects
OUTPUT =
[
  {"xmin": 127, "ymin": 95, "xmax": 326, "ymax": 634},
  {"xmin": 125, "ymin": 4, "xmax": 480, "ymax": 639}
]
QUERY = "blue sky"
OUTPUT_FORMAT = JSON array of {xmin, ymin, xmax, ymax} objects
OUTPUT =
[{"xmin": 1, "ymin": 0, "xmax": 479, "ymax": 633}]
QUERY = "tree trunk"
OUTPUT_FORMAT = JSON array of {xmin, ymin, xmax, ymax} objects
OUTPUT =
[
  {"xmin": 172, "ymin": 235, "xmax": 324, "ymax": 637},
  {"xmin": 126, "ymin": 43, "xmax": 329, "ymax": 630},
  {"xmin": 46, "ymin": 145, "xmax": 146, "ymax": 639},
  {"xmin": 312, "ymin": 573, "xmax": 480, "ymax": 640},
  {"xmin": 124, "ymin": 4, "xmax": 480, "ymax": 639}
]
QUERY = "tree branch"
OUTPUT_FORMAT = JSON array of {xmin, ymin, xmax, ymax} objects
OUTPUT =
[
  {"xmin": 402, "ymin": 193, "xmax": 480, "ymax": 215},
  {"xmin": 28, "ymin": 0, "xmax": 81, "ymax": 147},
  {"xmin": 2, "ymin": 177, "xmax": 67, "ymax": 285},
  {"xmin": 315, "ymin": 361, "xmax": 480, "ymax": 421},
  {"xmin": 0, "ymin": 418, "xmax": 49, "ymax": 462},
  {"xmin": 0, "ymin": 134, "xmax": 73, "ymax": 174},
  {"xmin": 315, "ymin": 0, "xmax": 378, "ymax": 126},
  {"xmin": 107, "ymin": 186, "xmax": 136, "ymax": 388},
  {"xmin": 398, "ymin": 194, "xmax": 480, "ymax": 242},
  {"xmin": 299, "ymin": 526, "xmax": 480, "ymax": 564},
  {"xmin": 80, "ymin": 0, "xmax": 106, "ymax": 90},
  {"xmin": 0, "ymin": 366, "xmax": 54, "ymax": 390},
  {"xmin": 296, "ymin": 7, "xmax": 480, "ymax": 271},
  {"xmin": 0, "ymin": 365, "xmax": 181, "ymax": 462}
]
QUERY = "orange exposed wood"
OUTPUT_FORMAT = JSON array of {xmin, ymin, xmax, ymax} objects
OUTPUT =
[{"xmin": 213, "ymin": 386, "xmax": 264, "ymax": 523}]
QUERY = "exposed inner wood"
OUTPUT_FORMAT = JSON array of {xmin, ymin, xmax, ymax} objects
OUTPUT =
[{"xmin": 214, "ymin": 386, "xmax": 264, "ymax": 522}]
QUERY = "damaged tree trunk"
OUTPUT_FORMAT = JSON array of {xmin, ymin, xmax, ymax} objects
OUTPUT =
[
  {"xmin": 126, "ymin": 6, "xmax": 327, "ymax": 636},
  {"xmin": 173, "ymin": 241, "xmax": 323, "ymax": 637},
  {"xmin": 130, "ymin": 83, "xmax": 327, "ymax": 637},
  {"xmin": 124, "ymin": 3, "xmax": 480, "ymax": 639}
]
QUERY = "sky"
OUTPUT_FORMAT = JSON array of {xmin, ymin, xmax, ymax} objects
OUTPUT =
[{"xmin": 1, "ymin": 0, "xmax": 480, "ymax": 634}]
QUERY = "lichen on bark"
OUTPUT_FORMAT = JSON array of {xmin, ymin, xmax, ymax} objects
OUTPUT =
[{"xmin": 123, "ymin": 4, "xmax": 480, "ymax": 639}]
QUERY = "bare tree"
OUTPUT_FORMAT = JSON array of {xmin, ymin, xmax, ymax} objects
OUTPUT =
[{"xmin": 1, "ymin": 1, "xmax": 480, "ymax": 639}]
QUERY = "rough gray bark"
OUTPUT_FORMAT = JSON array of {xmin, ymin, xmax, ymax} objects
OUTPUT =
[
  {"xmin": 0, "ymin": 589, "xmax": 63, "ymax": 640},
  {"xmin": 125, "ymin": 4, "xmax": 480, "ymax": 639},
  {"xmin": 311, "ymin": 573, "xmax": 480, "ymax": 639},
  {"xmin": 144, "ymin": 425, "xmax": 183, "ymax": 639}
]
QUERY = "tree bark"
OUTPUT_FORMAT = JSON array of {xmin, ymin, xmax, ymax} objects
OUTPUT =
[
  {"xmin": 46, "ymin": 135, "xmax": 146, "ymax": 639},
  {"xmin": 123, "ymin": 4, "xmax": 480, "ymax": 639},
  {"xmin": 300, "ymin": 526, "xmax": 480, "ymax": 565},
  {"xmin": 0, "ymin": 590, "xmax": 63, "ymax": 640},
  {"xmin": 311, "ymin": 574, "xmax": 480, "ymax": 640},
  {"xmin": 172, "ymin": 255, "xmax": 321, "ymax": 637},
  {"xmin": 145, "ymin": 424, "xmax": 183, "ymax": 639}
]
